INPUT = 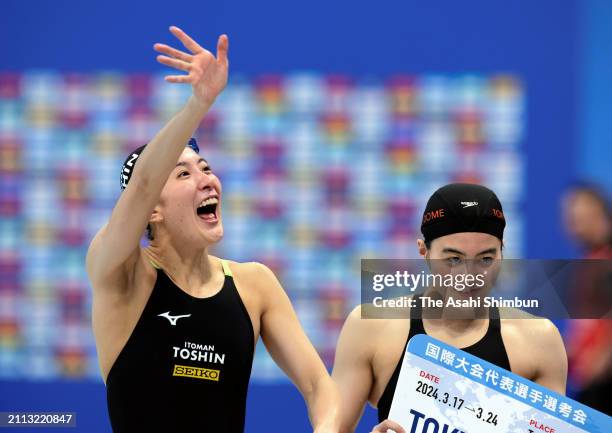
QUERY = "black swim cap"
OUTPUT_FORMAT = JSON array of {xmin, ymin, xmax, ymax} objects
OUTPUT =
[
  {"xmin": 421, "ymin": 183, "xmax": 506, "ymax": 244},
  {"xmin": 119, "ymin": 138, "xmax": 200, "ymax": 190}
]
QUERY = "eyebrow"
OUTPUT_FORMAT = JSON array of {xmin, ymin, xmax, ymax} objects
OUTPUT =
[
  {"xmin": 476, "ymin": 248, "xmax": 498, "ymax": 256},
  {"xmin": 176, "ymin": 158, "xmax": 208, "ymax": 168},
  {"xmin": 441, "ymin": 247, "xmax": 498, "ymax": 256},
  {"xmin": 441, "ymin": 248, "xmax": 466, "ymax": 256}
]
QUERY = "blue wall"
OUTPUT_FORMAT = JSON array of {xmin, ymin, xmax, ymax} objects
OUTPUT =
[{"xmin": 578, "ymin": 0, "xmax": 612, "ymax": 192}]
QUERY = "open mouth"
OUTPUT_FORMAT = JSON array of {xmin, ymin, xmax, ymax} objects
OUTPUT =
[{"xmin": 196, "ymin": 197, "xmax": 219, "ymax": 223}]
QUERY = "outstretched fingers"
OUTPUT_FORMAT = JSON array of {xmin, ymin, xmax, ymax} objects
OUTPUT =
[
  {"xmin": 156, "ymin": 55, "xmax": 191, "ymax": 72},
  {"xmin": 216, "ymin": 34, "xmax": 229, "ymax": 66},
  {"xmin": 169, "ymin": 26, "xmax": 203, "ymax": 54},
  {"xmin": 164, "ymin": 75, "xmax": 192, "ymax": 84},
  {"xmin": 153, "ymin": 43, "xmax": 193, "ymax": 63}
]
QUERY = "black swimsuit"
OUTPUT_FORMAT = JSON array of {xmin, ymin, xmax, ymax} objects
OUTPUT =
[
  {"xmin": 106, "ymin": 260, "xmax": 254, "ymax": 433},
  {"xmin": 377, "ymin": 298, "xmax": 511, "ymax": 422}
]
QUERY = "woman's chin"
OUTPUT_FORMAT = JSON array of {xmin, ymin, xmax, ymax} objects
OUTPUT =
[{"xmin": 204, "ymin": 225, "xmax": 224, "ymax": 244}]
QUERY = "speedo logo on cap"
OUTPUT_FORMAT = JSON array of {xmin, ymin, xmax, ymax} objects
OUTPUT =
[{"xmin": 460, "ymin": 201, "xmax": 478, "ymax": 208}]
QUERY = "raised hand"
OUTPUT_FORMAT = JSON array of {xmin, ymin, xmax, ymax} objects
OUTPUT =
[{"xmin": 154, "ymin": 26, "xmax": 229, "ymax": 107}]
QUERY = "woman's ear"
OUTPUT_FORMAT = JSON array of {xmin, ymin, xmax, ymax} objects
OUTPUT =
[
  {"xmin": 149, "ymin": 207, "xmax": 163, "ymax": 224},
  {"xmin": 417, "ymin": 239, "xmax": 428, "ymax": 257}
]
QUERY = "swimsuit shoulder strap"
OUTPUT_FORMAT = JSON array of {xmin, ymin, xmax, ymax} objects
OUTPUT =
[{"xmin": 221, "ymin": 259, "xmax": 233, "ymax": 277}]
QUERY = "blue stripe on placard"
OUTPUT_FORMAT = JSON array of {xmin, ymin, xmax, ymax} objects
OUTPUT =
[{"xmin": 407, "ymin": 334, "xmax": 611, "ymax": 433}]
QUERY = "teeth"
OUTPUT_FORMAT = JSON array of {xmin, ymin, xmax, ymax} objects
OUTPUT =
[{"xmin": 198, "ymin": 197, "xmax": 219, "ymax": 208}]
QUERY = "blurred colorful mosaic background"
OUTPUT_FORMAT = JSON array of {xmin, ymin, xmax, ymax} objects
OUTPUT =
[{"xmin": 0, "ymin": 72, "xmax": 525, "ymax": 381}]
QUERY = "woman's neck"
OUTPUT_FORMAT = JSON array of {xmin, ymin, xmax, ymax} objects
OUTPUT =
[{"xmin": 144, "ymin": 242, "xmax": 220, "ymax": 295}]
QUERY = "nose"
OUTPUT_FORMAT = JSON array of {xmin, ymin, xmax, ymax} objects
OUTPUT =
[
  {"xmin": 196, "ymin": 170, "xmax": 215, "ymax": 191},
  {"xmin": 465, "ymin": 259, "xmax": 475, "ymax": 274}
]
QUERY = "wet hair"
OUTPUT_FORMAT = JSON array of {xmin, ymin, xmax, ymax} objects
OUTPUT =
[{"xmin": 146, "ymin": 224, "xmax": 154, "ymax": 241}]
